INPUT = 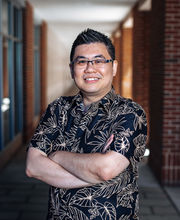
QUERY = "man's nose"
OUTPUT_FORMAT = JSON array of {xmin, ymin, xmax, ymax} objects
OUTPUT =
[{"xmin": 84, "ymin": 61, "xmax": 96, "ymax": 72}]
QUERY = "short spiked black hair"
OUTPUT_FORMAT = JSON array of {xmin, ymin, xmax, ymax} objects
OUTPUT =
[{"xmin": 70, "ymin": 29, "xmax": 115, "ymax": 62}]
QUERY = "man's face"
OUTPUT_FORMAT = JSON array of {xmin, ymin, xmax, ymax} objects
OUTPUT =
[{"xmin": 70, "ymin": 43, "xmax": 118, "ymax": 100}]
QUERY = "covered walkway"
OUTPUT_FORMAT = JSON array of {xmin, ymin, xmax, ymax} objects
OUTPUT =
[
  {"xmin": 0, "ymin": 146, "xmax": 179, "ymax": 220},
  {"xmin": 0, "ymin": 0, "xmax": 180, "ymax": 219}
]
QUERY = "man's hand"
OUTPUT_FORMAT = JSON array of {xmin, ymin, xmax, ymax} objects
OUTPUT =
[{"xmin": 102, "ymin": 134, "xmax": 114, "ymax": 153}]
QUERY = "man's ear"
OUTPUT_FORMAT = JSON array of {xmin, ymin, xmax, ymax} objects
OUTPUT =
[
  {"xmin": 69, "ymin": 64, "xmax": 74, "ymax": 79},
  {"xmin": 112, "ymin": 60, "xmax": 118, "ymax": 77}
]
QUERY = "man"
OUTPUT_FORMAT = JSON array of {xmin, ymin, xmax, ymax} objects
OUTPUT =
[{"xmin": 26, "ymin": 29, "xmax": 147, "ymax": 220}]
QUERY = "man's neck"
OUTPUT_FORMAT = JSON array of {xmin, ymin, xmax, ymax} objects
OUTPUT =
[
  {"xmin": 83, "ymin": 96, "xmax": 100, "ymax": 106},
  {"xmin": 82, "ymin": 89, "xmax": 111, "ymax": 106}
]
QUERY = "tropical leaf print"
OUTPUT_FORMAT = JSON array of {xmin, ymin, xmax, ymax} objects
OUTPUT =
[
  {"xmin": 88, "ymin": 130, "xmax": 111, "ymax": 153},
  {"xmin": 96, "ymin": 201, "xmax": 116, "ymax": 220},
  {"xmin": 114, "ymin": 135, "xmax": 130, "ymax": 154},
  {"xmin": 29, "ymin": 89, "xmax": 147, "ymax": 219},
  {"xmin": 134, "ymin": 194, "xmax": 139, "ymax": 219},
  {"xmin": 43, "ymin": 113, "xmax": 59, "ymax": 134},
  {"xmin": 93, "ymin": 172, "xmax": 131, "ymax": 199},
  {"xmin": 69, "ymin": 188, "xmax": 97, "ymax": 207},
  {"xmin": 53, "ymin": 141, "xmax": 67, "ymax": 152},
  {"xmin": 31, "ymin": 124, "xmax": 48, "ymax": 141},
  {"xmin": 68, "ymin": 206, "xmax": 89, "ymax": 220},
  {"xmin": 116, "ymin": 184, "xmax": 138, "ymax": 208},
  {"xmin": 89, "ymin": 206, "xmax": 100, "ymax": 219},
  {"xmin": 133, "ymin": 112, "xmax": 147, "ymax": 130},
  {"xmin": 133, "ymin": 134, "xmax": 147, "ymax": 159},
  {"xmin": 118, "ymin": 213, "xmax": 132, "ymax": 220}
]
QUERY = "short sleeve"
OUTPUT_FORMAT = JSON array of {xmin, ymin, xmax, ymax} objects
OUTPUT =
[
  {"xmin": 28, "ymin": 102, "xmax": 59, "ymax": 155},
  {"xmin": 110, "ymin": 103, "xmax": 147, "ymax": 163}
]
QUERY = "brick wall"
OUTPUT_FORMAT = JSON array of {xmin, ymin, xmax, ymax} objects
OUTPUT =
[
  {"xmin": 148, "ymin": 0, "xmax": 165, "ymax": 183},
  {"xmin": 121, "ymin": 27, "xmax": 133, "ymax": 99},
  {"xmin": 23, "ymin": 2, "xmax": 48, "ymax": 142},
  {"xmin": 40, "ymin": 21, "xmax": 48, "ymax": 115},
  {"xmin": 162, "ymin": 0, "xmax": 180, "ymax": 184},
  {"xmin": 132, "ymin": 7, "xmax": 151, "ymax": 138},
  {"xmin": 23, "ymin": 1, "xmax": 34, "ymax": 141},
  {"xmin": 132, "ymin": 0, "xmax": 165, "ymax": 183},
  {"xmin": 112, "ymin": 0, "xmax": 180, "ymax": 185},
  {"xmin": 143, "ymin": 13, "xmax": 151, "ymax": 130},
  {"xmin": 112, "ymin": 28, "xmax": 122, "ymax": 94},
  {"xmin": 149, "ymin": 0, "xmax": 180, "ymax": 185}
]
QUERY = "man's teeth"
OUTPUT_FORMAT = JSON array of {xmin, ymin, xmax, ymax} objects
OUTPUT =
[{"xmin": 85, "ymin": 78, "xmax": 99, "ymax": 81}]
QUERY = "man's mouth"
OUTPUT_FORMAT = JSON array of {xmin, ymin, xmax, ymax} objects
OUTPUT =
[{"xmin": 85, "ymin": 77, "xmax": 99, "ymax": 81}]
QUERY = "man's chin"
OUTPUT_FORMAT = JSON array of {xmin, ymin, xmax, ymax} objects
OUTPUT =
[{"xmin": 81, "ymin": 89, "xmax": 99, "ymax": 95}]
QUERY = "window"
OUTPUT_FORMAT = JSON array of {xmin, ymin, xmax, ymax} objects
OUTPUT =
[
  {"xmin": 2, "ymin": 0, "xmax": 10, "ymax": 146},
  {"xmin": 0, "ymin": 0, "xmax": 23, "ymax": 150}
]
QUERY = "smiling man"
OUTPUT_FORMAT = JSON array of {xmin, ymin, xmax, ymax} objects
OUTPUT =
[
  {"xmin": 70, "ymin": 42, "xmax": 117, "ymax": 106},
  {"xmin": 26, "ymin": 29, "xmax": 147, "ymax": 220}
]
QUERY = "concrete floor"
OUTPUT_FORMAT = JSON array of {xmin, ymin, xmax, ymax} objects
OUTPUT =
[
  {"xmin": 0, "ymin": 147, "xmax": 179, "ymax": 220},
  {"xmin": 138, "ymin": 163, "xmax": 180, "ymax": 220}
]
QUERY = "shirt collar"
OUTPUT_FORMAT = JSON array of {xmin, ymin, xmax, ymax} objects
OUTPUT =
[
  {"xmin": 72, "ymin": 87, "xmax": 117, "ymax": 111},
  {"xmin": 99, "ymin": 87, "xmax": 116, "ymax": 108}
]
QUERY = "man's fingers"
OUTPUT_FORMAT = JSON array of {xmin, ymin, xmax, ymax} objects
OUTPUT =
[
  {"xmin": 102, "ymin": 134, "xmax": 114, "ymax": 153},
  {"xmin": 109, "ymin": 134, "xmax": 114, "ymax": 143},
  {"xmin": 106, "ymin": 134, "xmax": 114, "ymax": 145}
]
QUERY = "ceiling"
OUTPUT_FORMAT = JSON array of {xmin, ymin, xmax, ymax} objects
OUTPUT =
[{"xmin": 28, "ymin": 0, "xmax": 138, "ymax": 48}]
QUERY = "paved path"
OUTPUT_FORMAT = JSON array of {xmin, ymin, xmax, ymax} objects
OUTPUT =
[
  {"xmin": 0, "ymin": 147, "xmax": 179, "ymax": 220},
  {"xmin": 138, "ymin": 163, "xmax": 180, "ymax": 220}
]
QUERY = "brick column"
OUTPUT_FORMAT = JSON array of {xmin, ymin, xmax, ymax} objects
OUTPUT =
[
  {"xmin": 148, "ymin": 0, "xmax": 165, "ymax": 183},
  {"xmin": 40, "ymin": 21, "xmax": 47, "ymax": 115},
  {"xmin": 112, "ymin": 29, "xmax": 122, "ymax": 94},
  {"xmin": 121, "ymin": 27, "xmax": 133, "ymax": 99},
  {"xmin": 149, "ymin": 0, "xmax": 180, "ymax": 185},
  {"xmin": 132, "ymin": 6, "xmax": 151, "ymax": 136},
  {"xmin": 161, "ymin": 0, "xmax": 180, "ymax": 184},
  {"xmin": 23, "ymin": 1, "xmax": 34, "ymax": 141}
]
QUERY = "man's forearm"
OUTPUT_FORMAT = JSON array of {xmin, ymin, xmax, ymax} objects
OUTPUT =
[
  {"xmin": 49, "ymin": 151, "xmax": 104, "ymax": 184},
  {"xmin": 49, "ymin": 134, "xmax": 116, "ymax": 184},
  {"xmin": 49, "ymin": 150, "xmax": 129, "ymax": 184},
  {"xmin": 26, "ymin": 147, "xmax": 92, "ymax": 189}
]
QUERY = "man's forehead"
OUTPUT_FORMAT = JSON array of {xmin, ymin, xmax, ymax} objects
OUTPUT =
[
  {"xmin": 75, "ymin": 42, "xmax": 106, "ymax": 50},
  {"xmin": 73, "ymin": 43, "xmax": 109, "ymax": 58}
]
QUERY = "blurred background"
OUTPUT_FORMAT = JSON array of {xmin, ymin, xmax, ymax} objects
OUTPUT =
[{"xmin": 0, "ymin": 0, "xmax": 180, "ymax": 219}]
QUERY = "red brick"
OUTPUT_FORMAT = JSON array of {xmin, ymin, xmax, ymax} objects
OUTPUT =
[{"xmin": 23, "ymin": 1, "xmax": 34, "ymax": 141}]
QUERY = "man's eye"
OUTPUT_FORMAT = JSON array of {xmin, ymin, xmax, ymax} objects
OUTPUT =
[
  {"xmin": 94, "ymin": 59, "xmax": 105, "ymax": 64},
  {"xmin": 77, "ymin": 60, "xmax": 87, "ymax": 64}
]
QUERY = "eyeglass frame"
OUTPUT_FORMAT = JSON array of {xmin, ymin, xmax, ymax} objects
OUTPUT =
[{"xmin": 70, "ymin": 57, "xmax": 114, "ymax": 67}]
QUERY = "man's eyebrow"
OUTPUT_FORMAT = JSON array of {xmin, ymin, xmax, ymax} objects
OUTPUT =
[
  {"xmin": 74, "ymin": 56, "xmax": 86, "ymax": 60},
  {"xmin": 94, "ymin": 55, "xmax": 106, "ymax": 59},
  {"xmin": 74, "ymin": 55, "xmax": 106, "ymax": 60}
]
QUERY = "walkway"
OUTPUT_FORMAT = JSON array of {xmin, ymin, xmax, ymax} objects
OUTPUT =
[
  {"xmin": 0, "ymin": 147, "xmax": 179, "ymax": 220},
  {"xmin": 138, "ymin": 163, "xmax": 180, "ymax": 220}
]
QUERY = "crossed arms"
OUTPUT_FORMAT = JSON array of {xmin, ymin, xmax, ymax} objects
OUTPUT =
[{"xmin": 26, "ymin": 134, "xmax": 130, "ymax": 189}]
